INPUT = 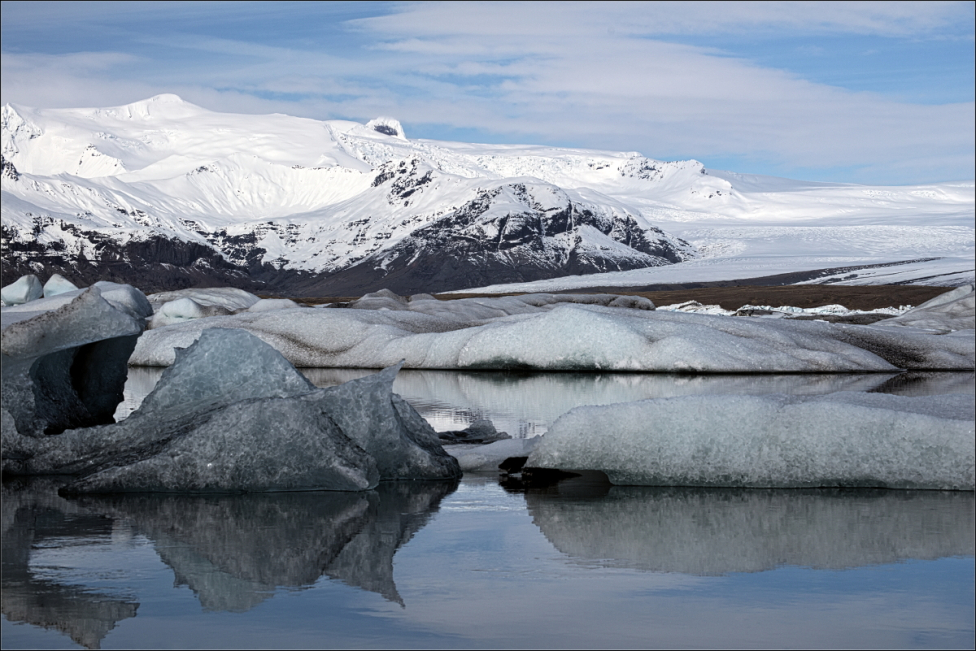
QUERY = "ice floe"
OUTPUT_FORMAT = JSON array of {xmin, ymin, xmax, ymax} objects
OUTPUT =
[
  {"xmin": 526, "ymin": 392, "xmax": 975, "ymax": 490},
  {"xmin": 129, "ymin": 292, "xmax": 974, "ymax": 371},
  {"xmin": 148, "ymin": 296, "xmax": 233, "ymax": 329}
]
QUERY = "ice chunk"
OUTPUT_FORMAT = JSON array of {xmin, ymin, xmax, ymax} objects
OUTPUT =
[
  {"xmin": 92, "ymin": 281, "xmax": 154, "ymax": 320},
  {"xmin": 1, "ymin": 286, "xmax": 144, "ymax": 439},
  {"xmin": 313, "ymin": 364, "xmax": 462, "ymax": 481},
  {"xmin": 3, "ymin": 281, "xmax": 153, "ymax": 322},
  {"xmin": 527, "ymin": 487, "xmax": 974, "ymax": 574},
  {"xmin": 42, "ymin": 274, "xmax": 79, "ymax": 297},
  {"xmin": 1, "ymin": 274, "xmax": 43, "ymax": 306},
  {"xmin": 437, "ymin": 418, "xmax": 511, "ymax": 444},
  {"xmin": 247, "ymin": 298, "xmax": 301, "ymax": 312},
  {"xmin": 146, "ymin": 287, "xmax": 260, "ymax": 312},
  {"xmin": 526, "ymin": 392, "xmax": 975, "ymax": 490},
  {"xmin": 446, "ymin": 437, "xmax": 542, "ymax": 472},
  {"xmin": 148, "ymin": 297, "xmax": 232, "ymax": 329},
  {"xmin": 876, "ymin": 284, "xmax": 974, "ymax": 332}
]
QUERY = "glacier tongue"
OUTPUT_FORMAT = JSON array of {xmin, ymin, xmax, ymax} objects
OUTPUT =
[{"xmin": 525, "ymin": 392, "xmax": 975, "ymax": 490}]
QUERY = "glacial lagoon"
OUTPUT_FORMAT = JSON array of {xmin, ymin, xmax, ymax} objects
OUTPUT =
[{"xmin": 3, "ymin": 370, "xmax": 974, "ymax": 649}]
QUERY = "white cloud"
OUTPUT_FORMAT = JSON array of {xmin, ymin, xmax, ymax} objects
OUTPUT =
[{"xmin": 1, "ymin": 2, "xmax": 972, "ymax": 183}]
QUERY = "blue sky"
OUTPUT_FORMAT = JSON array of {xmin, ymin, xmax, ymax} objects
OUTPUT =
[{"xmin": 1, "ymin": 1, "xmax": 973, "ymax": 184}]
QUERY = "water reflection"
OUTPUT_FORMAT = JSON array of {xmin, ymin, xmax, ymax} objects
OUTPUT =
[
  {"xmin": 77, "ymin": 482, "xmax": 455, "ymax": 609},
  {"xmin": 116, "ymin": 367, "xmax": 975, "ymax": 435},
  {"xmin": 2, "ymin": 479, "xmax": 456, "ymax": 647},
  {"xmin": 1, "ymin": 478, "xmax": 139, "ymax": 650},
  {"xmin": 523, "ymin": 481, "xmax": 975, "ymax": 575}
]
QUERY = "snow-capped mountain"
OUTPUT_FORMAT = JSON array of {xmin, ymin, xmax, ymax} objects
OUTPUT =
[{"xmin": 2, "ymin": 94, "xmax": 973, "ymax": 294}]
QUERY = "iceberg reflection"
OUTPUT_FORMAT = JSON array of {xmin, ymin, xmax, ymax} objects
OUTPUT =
[
  {"xmin": 2, "ymin": 478, "xmax": 456, "ymax": 649},
  {"xmin": 77, "ymin": 481, "xmax": 457, "ymax": 609},
  {"xmin": 525, "ymin": 484, "xmax": 975, "ymax": 574},
  {"xmin": 1, "ymin": 478, "xmax": 139, "ymax": 650}
]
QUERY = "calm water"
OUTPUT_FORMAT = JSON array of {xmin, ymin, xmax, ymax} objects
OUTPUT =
[{"xmin": 4, "ymin": 370, "xmax": 974, "ymax": 649}]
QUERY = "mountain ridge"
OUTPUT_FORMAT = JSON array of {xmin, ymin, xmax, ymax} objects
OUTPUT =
[{"xmin": 3, "ymin": 96, "xmax": 972, "ymax": 294}]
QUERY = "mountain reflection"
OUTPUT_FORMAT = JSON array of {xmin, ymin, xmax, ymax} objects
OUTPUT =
[
  {"xmin": 78, "ymin": 481, "xmax": 457, "ymax": 610},
  {"xmin": 525, "ymin": 483, "xmax": 975, "ymax": 574},
  {"xmin": 1, "ymin": 478, "xmax": 139, "ymax": 650}
]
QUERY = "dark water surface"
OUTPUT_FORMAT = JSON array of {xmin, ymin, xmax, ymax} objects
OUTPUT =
[{"xmin": 4, "ymin": 370, "xmax": 974, "ymax": 649}]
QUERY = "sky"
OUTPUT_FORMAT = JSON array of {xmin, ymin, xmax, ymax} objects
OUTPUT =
[{"xmin": 1, "ymin": 1, "xmax": 973, "ymax": 185}]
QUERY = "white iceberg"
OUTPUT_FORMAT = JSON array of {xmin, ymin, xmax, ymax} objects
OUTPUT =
[
  {"xmin": 526, "ymin": 392, "xmax": 975, "ymax": 490},
  {"xmin": 148, "ymin": 297, "xmax": 233, "ymax": 329},
  {"xmin": 1, "ymin": 274, "xmax": 43, "ymax": 306},
  {"xmin": 247, "ymin": 298, "xmax": 301, "ymax": 312},
  {"xmin": 446, "ymin": 437, "xmax": 542, "ymax": 472},
  {"xmin": 146, "ymin": 287, "xmax": 261, "ymax": 312},
  {"xmin": 42, "ymin": 274, "xmax": 80, "ymax": 297},
  {"xmin": 2, "ymin": 281, "xmax": 153, "ymax": 322}
]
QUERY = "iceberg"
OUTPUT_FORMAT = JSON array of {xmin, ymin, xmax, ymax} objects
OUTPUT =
[
  {"xmin": 130, "ymin": 295, "xmax": 974, "ymax": 371},
  {"xmin": 146, "ymin": 287, "xmax": 260, "ymax": 312},
  {"xmin": 876, "ymin": 284, "xmax": 974, "ymax": 333},
  {"xmin": 42, "ymin": 274, "xmax": 79, "ymax": 298},
  {"xmin": 1, "ymin": 274, "xmax": 43, "ymax": 306},
  {"xmin": 437, "ymin": 418, "xmax": 511, "ymax": 444},
  {"xmin": 525, "ymin": 392, "xmax": 975, "ymax": 490},
  {"xmin": 2, "ymin": 286, "xmax": 145, "ymax": 439},
  {"xmin": 2, "ymin": 281, "xmax": 153, "ymax": 322},
  {"xmin": 246, "ymin": 298, "xmax": 301, "ymax": 312},
  {"xmin": 148, "ymin": 296, "xmax": 233, "ymax": 329},
  {"xmin": 4, "ymin": 328, "xmax": 460, "ymax": 492}
]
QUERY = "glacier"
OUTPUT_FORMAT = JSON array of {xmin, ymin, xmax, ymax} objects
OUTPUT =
[{"xmin": 525, "ymin": 392, "xmax": 975, "ymax": 490}]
